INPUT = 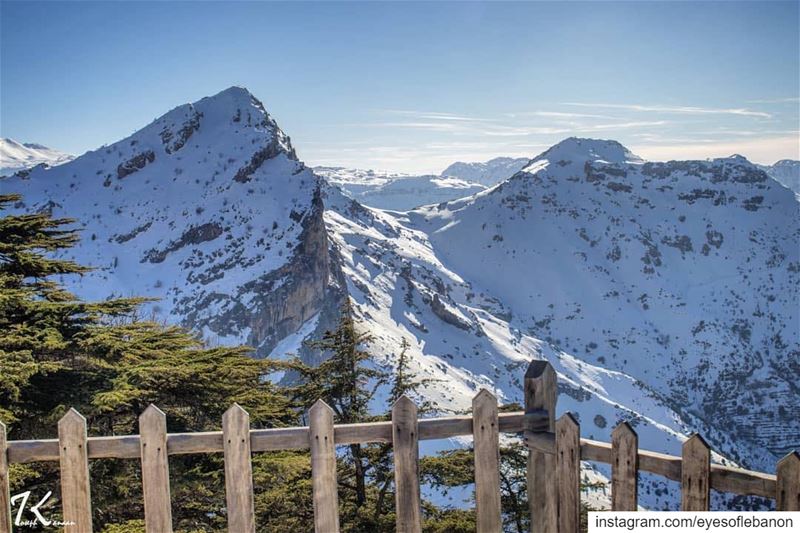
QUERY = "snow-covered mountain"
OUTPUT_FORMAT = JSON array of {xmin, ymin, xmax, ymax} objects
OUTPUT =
[
  {"xmin": 441, "ymin": 156, "xmax": 529, "ymax": 186},
  {"xmin": 2, "ymin": 87, "xmax": 345, "ymax": 358},
  {"xmin": 325, "ymin": 138, "xmax": 798, "ymax": 486},
  {"xmin": 0, "ymin": 138, "xmax": 73, "ymax": 175},
  {"xmin": 316, "ymin": 166, "xmax": 486, "ymax": 210},
  {"xmin": 5, "ymin": 90, "xmax": 798, "ymax": 509},
  {"xmin": 759, "ymin": 159, "xmax": 800, "ymax": 193}
]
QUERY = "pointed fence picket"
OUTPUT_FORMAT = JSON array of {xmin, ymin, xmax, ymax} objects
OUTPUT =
[
  {"xmin": 0, "ymin": 359, "xmax": 797, "ymax": 532},
  {"xmin": 58, "ymin": 409, "xmax": 93, "ymax": 533},
  {"xmin": 392, "ymin": 396, "xmax": 422, "ymax": 533},
  {"xmin": 556, "ymin": 414, "xmax": 580, "ymax": 533},
  {"xmin": 0, "ymin": 422, "xmax": 10, "ymax": 533},
  {"xmin": 776, "ymin": 451, "xmax": 800, "ymax": 511},
  {"xmin": 309, "ymin": 400, "xmax": 340, "ymax": 533},
  {"xmin": 139, "ymin": 405, "xmax": 173, "ymax": 533},
  {"xmin": 472, "ymin": 390, "xmax": 501, "ymax": 533},
  {"xmin": 611, "ymin": 422, "xmax": 638, "ymax": 511},
  {"xmin": 525, "ymin": 361, "xmax": 558, "ymax": 533},
  {"xmin": 223, "ymin": 404, "xmax": 256, "ymax": 533},
  {"xmin": 681, "ymin": 434, "xmax": 711, "ymax": 511}
]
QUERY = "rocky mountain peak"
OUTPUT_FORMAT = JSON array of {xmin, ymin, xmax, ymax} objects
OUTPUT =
[
  {"xmin": 117, "ymin": 85, "xmax": 298, "ymax": 165},
  {"xmin": 4, "ymin": 88, "xmax": 339, "ymax": 359}
]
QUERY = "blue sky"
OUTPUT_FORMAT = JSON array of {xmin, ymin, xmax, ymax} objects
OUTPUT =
[{"xmin": 2, "ymin": 1, "xmax": 798, "ymax": 173}]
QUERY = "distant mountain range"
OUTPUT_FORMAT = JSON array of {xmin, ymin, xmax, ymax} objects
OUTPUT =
[
  {"xmin": 322, "ymin": 156, "xmax": 798, "ymax": 212},
  {"xmin": 315, "ymin": 158, "xmax": 530, "ymax": 211},
  {"xmin": 6, "ymin": 137, "xmax": 796, "ymax": 211},
  {"xmin": 314, "ymin": 167, "xmax": 487, "ymax": 211},
  {"xmin": 4, "ymin": 88, "xmax": 798, "ymax": 509},
  {"xmin": 0, "ymin": 137, "xmax": 73, "ymax": 175},
  {"xmin": 441, "ymin": 157, "xmax": 531, "ymax": 186}
]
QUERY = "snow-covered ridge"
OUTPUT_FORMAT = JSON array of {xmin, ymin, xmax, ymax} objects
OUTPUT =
[{"xmin": 0, "ymin": 138, "xmax": 73, "ymax": 175}]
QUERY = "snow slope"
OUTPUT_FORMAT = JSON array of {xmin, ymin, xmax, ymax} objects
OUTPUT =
[
  {"xmin": 0, "ymin": 138, "xmax": 73, "ymax": 175},
  {"xmin": 323, "ymin": 185, "xmax": 718, "ymax": 510}
]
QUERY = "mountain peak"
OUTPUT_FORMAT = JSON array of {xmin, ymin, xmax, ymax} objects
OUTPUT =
[
  {"xmin": 0, "ymin": 137, "xmax": 73, "ymax": 175},
  {"xmin": 201, "ymin": 85, "xmax": 261, "ymax": 109},
  {"xmin": 111, "ymin": 86, "xmax": 299, "ymax": 164},
  {"xmin": 533, "ymin": 137, "xmax": 642, "ymax": 166}
]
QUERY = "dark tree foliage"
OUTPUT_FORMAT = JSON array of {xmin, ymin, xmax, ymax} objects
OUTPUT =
[{"xmin": 0, "ymin": 194, "xmax": 298, "ymax": 531}]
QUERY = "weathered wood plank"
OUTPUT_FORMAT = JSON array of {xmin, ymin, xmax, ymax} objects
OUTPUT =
[
  {"xmin": 58, "ymin": 409, "xmax": 93, "ymax": 533},
  {"xmin": 556, "ymin": 414, "xmax": 580, "ymax": 533},
  {"xmin": 139, "ymin": 405, "xmax": 172, "ymax": 533},
  {"xmin": 309, "ymin": 401, "xmax": 340, "ymax": 533},
  {"xmin": 5, "ymin": 411, "xmax": 546, "ymax": 463},
  {"xmin": 681, "ymin": 434, "xmax": 710, "ymax": 511},
  {"xmin": 776, "ymin": 451, "xmax": 800, "ymax": 511},
  {"xmin": 611, "ymin": 422, "xmax": 638, "ymax": 511},
  {"xmin": 0, "ymin": 422, "xmax": 11, "ymax": 533},
  {"xmin": 525, "ymin": 360, "xmax": 557, "ymax": 533},
  {"xmin": 222, "ymin": 405, "xmax": 255, "ymax": 533},
  {"xmin": 472, "ymin": 390, "xmax": 501, "ymax": 533},
  {"xmin": 710, "ymin": 465, "xmax": 775, "ymax": 498},
  {"xmin": 393, "ymin": 396, "xmax": 421, "ymax": 533}
]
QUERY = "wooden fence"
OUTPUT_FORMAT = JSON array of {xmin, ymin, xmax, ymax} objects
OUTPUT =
[{"xmin": 1, "ymin": 360, "xmax": 798, "ymax": 533}]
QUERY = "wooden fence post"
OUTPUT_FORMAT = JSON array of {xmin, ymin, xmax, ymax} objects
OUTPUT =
[
  {"xmin": 611, "ymin": 422, "xmax": 638, "ymax": 511},
  {"xmin": 525, "ymin": 360, "xmax": 557, "ymax": 533},
  {"xmin": 473, "ymin": 390, "xmax": 501, "ymax": 533},
  {"xmin": 0, "ymin": 422, "xmax": 10, "ymax": 533},
  {"xmin": 393, "ymin": 396, "xmax": 421, "ymax": 533},
  {"xmin": 309, "ymin": 400, "xmax": 340, "ymax": 533},
  {"xmin": 556, "ymin": 414, "xmax": 580, "ymax": 533},
  {"xmin": 58, "ymin": 409, "xmax": 93, "ymax": 533},
  {"xmin": 681, "ymin": 434, "xmax": 710, "ymax": 511},
  {"xmin": 776, "ymin": 451, "xmax": 800, "ymax": 511},
  {"xmin": 223, "ymin": 404, "xmax": 256, "ymax": 533},
  {"xmin": 139, "ymin": 405, "xmax": 172, "ymax": 533}
]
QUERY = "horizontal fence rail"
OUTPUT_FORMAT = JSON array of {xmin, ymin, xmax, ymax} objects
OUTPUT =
[{"xmin": 1, "ymin": 360, "xmax": 798, "ymax": 533}]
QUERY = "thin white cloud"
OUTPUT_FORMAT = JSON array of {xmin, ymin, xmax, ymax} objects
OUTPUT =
[
  {"xmin": 746, "ymin": 97, "xmax": 800, "ymax": 104},
  {"xmin": 564, "ymin": 102, "xmax": 772, "ymax": 118},
  {"xmin": 506, "ymin": 111, "xmax": 614, "ymax": 120},
  {"xmin": 577, "ymin": 120, "xmax": 668, "ymax": 131},
  {"xmin": 381, "ymin": 110, "xmax": 495, "ymax": 122},
  {"xmin": 374, "ymin": 117, "xmax": 668, "ymax": 137}
]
